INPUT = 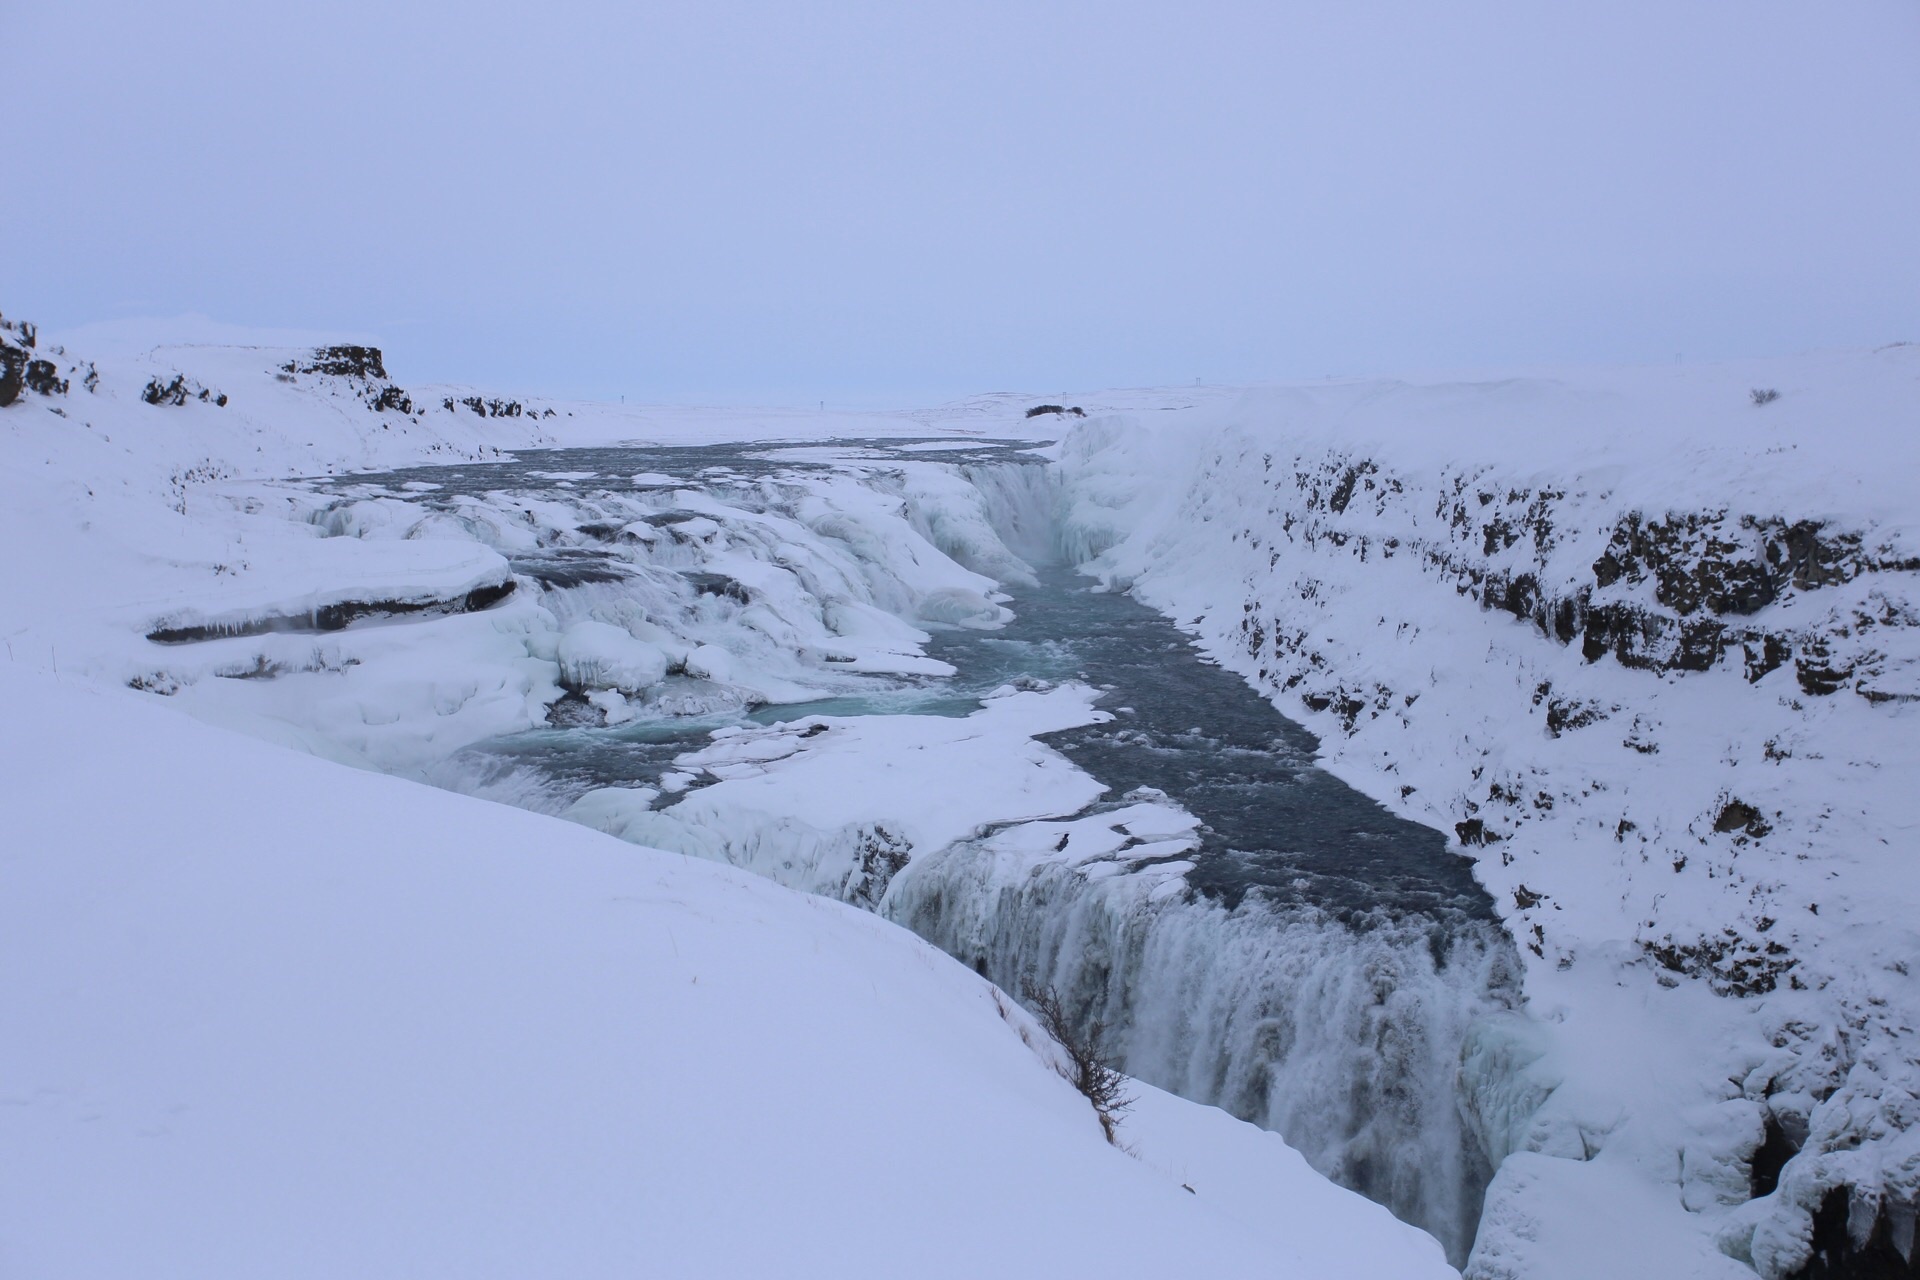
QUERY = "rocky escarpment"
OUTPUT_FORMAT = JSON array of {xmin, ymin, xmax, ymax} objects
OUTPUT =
[
  {"xmin": 280, "ymin": 344, "xmax": 417, "ymax": 415},
  {"xmin": 1057, "ymin": 413, "xmax": 1920, "ymax": 1280},
  {"xmin": 275, "ymin": 344, "xmax": 558, "ymax": 421}
]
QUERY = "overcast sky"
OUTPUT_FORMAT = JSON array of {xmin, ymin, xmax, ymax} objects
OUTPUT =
[{"xmin": 5, "ymin": 1, "xmax": 1918, "ymax": 402}]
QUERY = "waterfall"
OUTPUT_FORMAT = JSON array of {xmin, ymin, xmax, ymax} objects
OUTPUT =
[{"xmin": 882, "ymin": 835, "xmax": 1523, "ymax": 1264}]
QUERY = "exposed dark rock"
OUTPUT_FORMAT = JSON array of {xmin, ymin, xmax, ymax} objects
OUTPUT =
[
  {"xmin": 1455, "ymin": 818, "xmax": 1502, "ymax": 847},
  {"xmin": 1746, "ymin": 635, "xmax": 1794, "ymax": 682},
  {"xmin": 285, "ymin": 345, "xmax": 389, "ymax": 381},
  {"xmin": 444, "ymin": 394, "xmax": 524, "ymax": 419},
  {"xmin": 148, "ymin": 579, "xmax": 514, "ymax": 644},
  {"xmin": 1329, "ymin": 461, "xmax": 1376, "ymax": 515},
  {"xmin": 1545, "ymin": 695, "xmax": 1610, "ymax": 737},
  {"xmin": 543, "ymin": 690, "xmax": 604, "ymax": 728},
  {"xmin": 283, "ymin": 346, "xmax": 420, "ymax": 415},
  {"xmin": 0, "ymin": 342, "xmax": 26, "ymax": 407},
  {"xmin": 2, "ymin": 315, "xmax": 72, "ymax": 406},
  {"xmin": 142, "ymin": 375, "xmax": 227, "ymax": 407},
  {"xmin": 1796, "ymin": 639, "xmax": 1854, "ymax": 696},
  {"xmin": 23, "ymin": 359, "xmax": 67, "ymax": 396},
  {"xmin": 1714, "ymin": 799, "xmax": 1772, "ymax": 839},
  {"xmin": 1642, "ymin": 928, "xmax": 1796, "ymax": 995},
  {"xmin": 369, "ymin": 384, "xmax": 413, "ymax": 414}
]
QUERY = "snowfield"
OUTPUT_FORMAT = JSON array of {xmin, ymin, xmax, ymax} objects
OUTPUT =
[{"xmin": 4, "ymin": 310, "xmax": 1917, "ymax": 1278}]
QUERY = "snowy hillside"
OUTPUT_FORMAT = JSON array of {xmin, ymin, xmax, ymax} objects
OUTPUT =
[{"xmin": 1, "ymin": 664, "xmax": 1455, "ymax": 1279}]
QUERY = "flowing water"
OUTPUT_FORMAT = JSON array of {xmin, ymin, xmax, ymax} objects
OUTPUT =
[{"xmin": 315, "ymin": 441, "xmax": 1531, "ymax": 1264}]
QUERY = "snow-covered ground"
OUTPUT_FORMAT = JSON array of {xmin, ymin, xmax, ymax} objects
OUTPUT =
[{"xmin": 6, "ymin": 310, "xmax": 1916, "ymax": 1278}]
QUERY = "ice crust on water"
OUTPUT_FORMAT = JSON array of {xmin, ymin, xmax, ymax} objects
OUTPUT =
[{"xmin": 555, "ymin": 619, "xmax": 669, "ymax": 691}]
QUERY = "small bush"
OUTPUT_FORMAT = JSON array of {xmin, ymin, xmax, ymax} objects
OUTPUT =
[
  {"xmin": 1750, "ymin": 387, "xmax": 1781, "ymax": 406},
  {"xmin": 1022, "ymin": 980, "xmax": 1132, "ymax": 1143}
]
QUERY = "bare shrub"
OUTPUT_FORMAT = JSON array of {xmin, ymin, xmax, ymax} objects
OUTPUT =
[
  {"xmin": 1021, "ymin": 980, "xmax": 1133, "ymax": 1143},
  {"xmin": 1750, "ymin": 387, "xmax": 1781, "ymax": 406}
]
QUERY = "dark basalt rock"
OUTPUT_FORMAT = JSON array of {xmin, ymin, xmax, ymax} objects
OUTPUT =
[
  {"xmin": 283, "ymin": 346, "xmax": 419, "ymax": 415},
  {"xmin": 24, "ymin": 358, "xmax": 67, "ymax": 396},
  {"xmin": 443, "ymin": 394, "xmax": 524, "ymax": 419},
  {"xmin": 1714, "ymin": 799, "xmax": 1772, "ymax": 838},
  {"xmin": 148, "ymin": 579, "xmax": 514, "ymax": 644},
  {"xmin": 285, "ymin": 345, "xmax": 389, "ymax": 381},
  {"xmin": 1796, "ymin": 639, "xmax": 1854, "ymax": 696},
  {"xmin": 0, "ymin": 341, "xmax": 25, "ymax": 407},
  {"xmin": 1642, "ymin": 928, "xmax": 1795, "ymax": 995},
  {"xmin": 1455, "ymin": 818, "xmax": 1502, "ymax": 847},
  {"xmin": 142, "ymin": 375, "xmax": 227, "ymax": 408},
  {"xmin": 1746, "ymin": 635, "xmax": 1794, "ymax": 682},
  {"xmin": 1, "ymin": 314, "xmax": 70, "ymax": 406},
  {"xmin": 543, "ymin": 690, "xmax": 604, "ymax": 728},
  {"xmin": 368, "ymin": 384, "xmax": 414, "ymax": 415}
]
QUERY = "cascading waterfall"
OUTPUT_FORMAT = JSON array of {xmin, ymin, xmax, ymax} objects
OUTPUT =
[{"xmin": 883, "ymin": 844, "xmax": 1521, "ymax": 1263}]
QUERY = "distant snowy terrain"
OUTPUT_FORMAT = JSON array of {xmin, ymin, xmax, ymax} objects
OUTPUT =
[{"xmin": 3, "ymin": 309, "xmax": 1915, "ymax": 1279}]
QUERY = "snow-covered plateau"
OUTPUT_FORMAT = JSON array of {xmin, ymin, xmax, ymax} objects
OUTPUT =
[{"xmin": 3, "ymin": 311, "xmax": 1916, "ymax": 1279}]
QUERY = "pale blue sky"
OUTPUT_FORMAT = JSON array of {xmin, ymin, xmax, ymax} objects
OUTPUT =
[{"xmin": 6, "ymin": 1, "xmax": 1918, "ymax": 402}]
